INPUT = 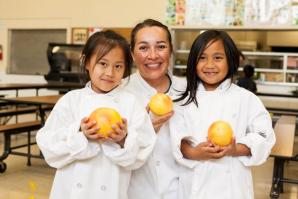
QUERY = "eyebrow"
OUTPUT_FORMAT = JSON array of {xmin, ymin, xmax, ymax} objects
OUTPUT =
[{"xmin": 136, "ymin": 41, "xmax": 167, "ymax": 45}]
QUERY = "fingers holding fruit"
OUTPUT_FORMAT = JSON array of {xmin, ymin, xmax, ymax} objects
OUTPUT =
[
  {"xmin": 151, "ymin": 111, "xmax": 174, "ymax": 132},
  {"xmin": 80, "ymin": 117, "xmax": 106, "ymax": 141},
  {"xmin": 192, "ymin": 141, "xmax": 224, "ymax": 160},
  {"xmin": 107, "ymin": 118, "xmax": 128, "ymax": 147},
  {"xmin": 219, "ymin": 137, "xmax": 237, "ymax": 156},
  {"xmin": 87, "ymin": 107, "xmax": 125, "ymax": 145},
  {"xmin": 148, "ymin": 93, "xmax": 174, "ymax": 132}
]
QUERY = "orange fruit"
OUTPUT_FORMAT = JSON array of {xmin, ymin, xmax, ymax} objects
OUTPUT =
[
  {"xmin": 208, "ymin": 120, "xmax": 233, "ymax": 147},
  {"xmin": 89, "ymin": 107, "xmax": 122, "ymax": 137},
  {"xmin": 148, "ymin": 93, "xmax": 173, "ymax": 116}
]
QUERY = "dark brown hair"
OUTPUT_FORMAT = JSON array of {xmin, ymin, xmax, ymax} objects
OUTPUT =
[
  {"xmin": 80, "ymin": 30, "xmax": 132, "ymax": 82},
  {"xmin": 130, "ymin": 19, "xmax": 173, "ymax": 53}
]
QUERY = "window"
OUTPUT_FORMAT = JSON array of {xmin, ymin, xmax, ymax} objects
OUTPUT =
[{"xmin": 8, "ymin": 29, "xmax": 66, "ymax": 75}]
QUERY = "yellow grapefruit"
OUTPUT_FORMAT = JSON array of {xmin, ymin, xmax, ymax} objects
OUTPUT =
[
  {"xmin": 89, "ymin": 107, "xmax": 122, "ymax": 137},
  {"xmin": 149, "ymin": 93, "xmax": 173, "ymax": 116},
  {"xmin": 208, "ymin": 120, "xmax": 233, "ymax": 147}
]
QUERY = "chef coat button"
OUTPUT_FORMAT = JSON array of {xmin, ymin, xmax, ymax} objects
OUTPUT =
[
  {"xmin": 100, "ymin": 185, "xmax": 106, "ymax": 191},
  {"xmin": 156, "ymin": 161, "xmax": 160, "ymax": 166},
  {"xmin": 232, "ymin": 113, "xmax": 237, "ymax": 118},
  {"xmin": 76, "ymin": 183, "xmax": 82, "ymax": 188},
  {"xmin": 169, "ymin": 92, "xmax": 173, "ymax": 96},
  {"xmin": 226, "ymin": 169, "xmax": 230, "ymax": 173}
]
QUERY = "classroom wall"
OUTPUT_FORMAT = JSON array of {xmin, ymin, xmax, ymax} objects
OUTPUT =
[{"xmin": 0, "ymin": 0, "xmax": 168, "ymax": 82}]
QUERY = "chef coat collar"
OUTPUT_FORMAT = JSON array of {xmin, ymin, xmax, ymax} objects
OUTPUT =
[
  {"xmin": 135, "ymin": 70, "xmax": 173, "ymax": 95},
  {"xmin": 84, "ymin": 81, "xmax": 121, "ymax": 97},
  {"xmin": 198, "ymin": 78, "xmax": 232, "ymax": 94}
]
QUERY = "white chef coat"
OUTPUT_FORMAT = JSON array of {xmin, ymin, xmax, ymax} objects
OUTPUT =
[
  {"xmin": 123, "ymin": 71, "xmax": 192, "ymax": 199},
  {"xmin": 36, "ymin": 82, "xmax": 156, "ymax": 199},
  {"xmin": 169, "ymin": 79, "xmax": 276, "ymax": 199}
]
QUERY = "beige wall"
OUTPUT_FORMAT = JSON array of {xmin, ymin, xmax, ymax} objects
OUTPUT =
[{"xmin": 0, "ymin": 0, "xmax": 168, "ymax": 73}]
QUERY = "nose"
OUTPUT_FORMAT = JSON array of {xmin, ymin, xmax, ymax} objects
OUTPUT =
[
  {"xmin": 206, "ymin": 59, "xmax": 215, "ymax": 68},
  {"xmin": 148, "ymin": 47, "xmax": 158, "ymax": 59},
  {"xmin": 105, "ymin": 65, "xmax": 114, "ymax": 76}
]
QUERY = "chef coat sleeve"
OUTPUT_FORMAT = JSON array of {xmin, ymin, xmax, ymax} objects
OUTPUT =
[
  {"xmin": 101, "ymin": 99, "xmax": 156, "ymax": 170},
  {"xmin": 169, "ymin": 104, "xmax": 199, "ymax": 169},
  {"xmin": 237, "ymin": 95, "xmax": 276, "ymax": 166},
  {"xmin": 36, "ymin": 94, "xmax": 101, "ymax": 169}
]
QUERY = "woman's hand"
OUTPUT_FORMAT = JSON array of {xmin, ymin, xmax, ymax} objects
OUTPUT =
[
  {"xmin": 147, "ymin": 105, "xmax": 174, "ymax": 133},
  {"xmin": 80, "ymin": 117, "xmax": 107, "ymax": 142}
]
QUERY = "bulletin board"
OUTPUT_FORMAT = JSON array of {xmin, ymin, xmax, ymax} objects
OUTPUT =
[{"xmin": 166, "ymin": 0, "xmax": 298, "ymax": 26}]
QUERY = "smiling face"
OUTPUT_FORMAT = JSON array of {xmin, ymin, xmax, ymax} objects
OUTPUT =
[
  {"xmin": 86, "ymin": 46, "xmax": 125, "ymax": 93},
  {"xmin": 196, "ymin": 39, "xmax": 229, "ymax": 91},
  {"xmin": 132, "ymin": 26, "xmax": 171, "ymax": 84}
]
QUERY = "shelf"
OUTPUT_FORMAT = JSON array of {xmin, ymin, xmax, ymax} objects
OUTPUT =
[{"xmin": 171, "ymin": 28, "xmax": 298, "ymax": 86}]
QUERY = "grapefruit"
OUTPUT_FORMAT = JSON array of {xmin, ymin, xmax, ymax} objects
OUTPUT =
[
  {"xmin": 89, "ymin": 107, "xmax": 122, "ymax": 137},
  {"xmin": 208, "ymin": 120, "xmax": 233, "ymax": 147},
  {"xmin": 148, "ymin": 93, "xmax": 173, "ymax": 116}
]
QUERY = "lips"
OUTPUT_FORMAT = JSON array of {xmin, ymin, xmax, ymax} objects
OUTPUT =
[
  {"xmin": 101, "ymin": 79, "xmax": 114, "ymax": 83},
  {"xmin": 145, "ymin": 63, "xmax": 162, "ymax": 69}
]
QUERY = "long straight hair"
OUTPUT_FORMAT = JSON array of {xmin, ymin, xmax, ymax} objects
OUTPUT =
[{"xmin": 175, "ymin": 30, "xmax": 240, "ymax": 107}]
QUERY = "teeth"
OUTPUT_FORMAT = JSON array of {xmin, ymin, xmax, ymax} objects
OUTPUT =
[
  {"xmin": 146, "ymin": 63, "xmax": 160, "ymax": 68},
  {"xmin": 205, "ymin": 72, "xmax": 216, "ymax": 76}
]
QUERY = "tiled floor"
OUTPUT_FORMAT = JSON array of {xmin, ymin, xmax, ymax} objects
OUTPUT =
[{"xmin": 0, "ymin": 135, "xmax": 297, "ymax": 199}]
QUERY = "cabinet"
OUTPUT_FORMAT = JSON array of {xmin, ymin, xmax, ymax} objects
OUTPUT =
[
  {"xmin": 241, "ymin": 51, "xmax": 298, "ymax": 86},
  {"xmin": 170, "ymin": 26, "xmax": 298, "ymax": 86}
]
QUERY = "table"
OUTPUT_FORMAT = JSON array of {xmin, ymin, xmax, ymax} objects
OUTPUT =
[
  {"xmin": 0, "ymin": 82, "xmax": 84, "ymax": 96},
  {"xmin": 259, "ymin": 96, "xmax": 298, "ymax": 116},
  {"xmin": 270, "ymin": 115, "xmax": 298, "ymax": 199},
  {"xmin": 257, "ymin": 92, "xmax": 298, "ymax": 98},
  {"xmin": 0, "ymin": 95, "xmax": 61, "ymax": 172},
  {"xmin": 0, "ymin": 95, "xmax": 61, "ymax": 124}
]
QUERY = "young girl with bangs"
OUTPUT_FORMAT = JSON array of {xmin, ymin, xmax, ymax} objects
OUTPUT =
[{"xmin": 37, "ymin": 30, "xmax": 156, "ymax": 199}]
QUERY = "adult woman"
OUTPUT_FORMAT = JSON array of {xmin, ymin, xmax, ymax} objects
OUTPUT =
[{"xmin": 124, "ymin": 19, "xmax": 189, "ymax": 199}]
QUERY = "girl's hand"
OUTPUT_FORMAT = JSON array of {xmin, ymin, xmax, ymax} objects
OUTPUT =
[
  {"xmin": 219, "ymin": 138, "xmax": 251, "ymax": 157},
  {"xmin": 80, "ymin": 117, "xmax": 107, "ymax": 142},
  {"xmin": 181, "ymin": 139, "xmax": 226, "ymax": 160},
  {"xmin": 192, "ymin": 141, "xmax": 227, "ymax": 160},
  {"xmin": 146, "ymin": 105, "xmax": 174, "ymax": 133},
  {"xmin": 106, "ymin": 118, "xmax": 128, "ymax": 148}
]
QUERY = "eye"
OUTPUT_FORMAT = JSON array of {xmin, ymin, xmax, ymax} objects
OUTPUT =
[
  {"xmin": 97, "ymin": 61, "xmax": 108, "ymax": 68},
  {"xmin": 199, "ymin": 55, "xmax": 206, "ymax": 60},
  {"xmin": 115, "ymin": 64, "xmax": 124, "ymax": 70},
  {"xmin": 157, "ymin": 44, "xmax": 167, "ymax": 50},
  {"xmin": 214, "ymin": 55, "xmax": 224, "ymax": 61},
  {"xmin": 139, "ymin": 45, "xmax": 148, "ymax": 51}
]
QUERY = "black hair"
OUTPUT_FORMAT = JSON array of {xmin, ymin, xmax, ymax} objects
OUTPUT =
[
  {"xmin": 80, "ymin": 30, "xmax": 132, "ymax": 83},
  {"xmin": 243, "ymin": 64, "xmax": 255, "ymax": 78},
  {"xmin": 130, "ymin": 19, "xmax": 173, "ymax": 53},
  {"xmin": 175, "ymin": 30, "xmax": 240, "ymax": 107}
]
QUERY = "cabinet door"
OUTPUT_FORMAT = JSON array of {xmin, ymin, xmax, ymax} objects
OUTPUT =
[{"xmin": 286, "ymin": 56, "xmax": 298, "ymax": 83}]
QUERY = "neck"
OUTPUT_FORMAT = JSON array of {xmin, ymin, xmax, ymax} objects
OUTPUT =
[{"xmin": 145, "ymin": 75, "xmax": 170, "ymax": 93}]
